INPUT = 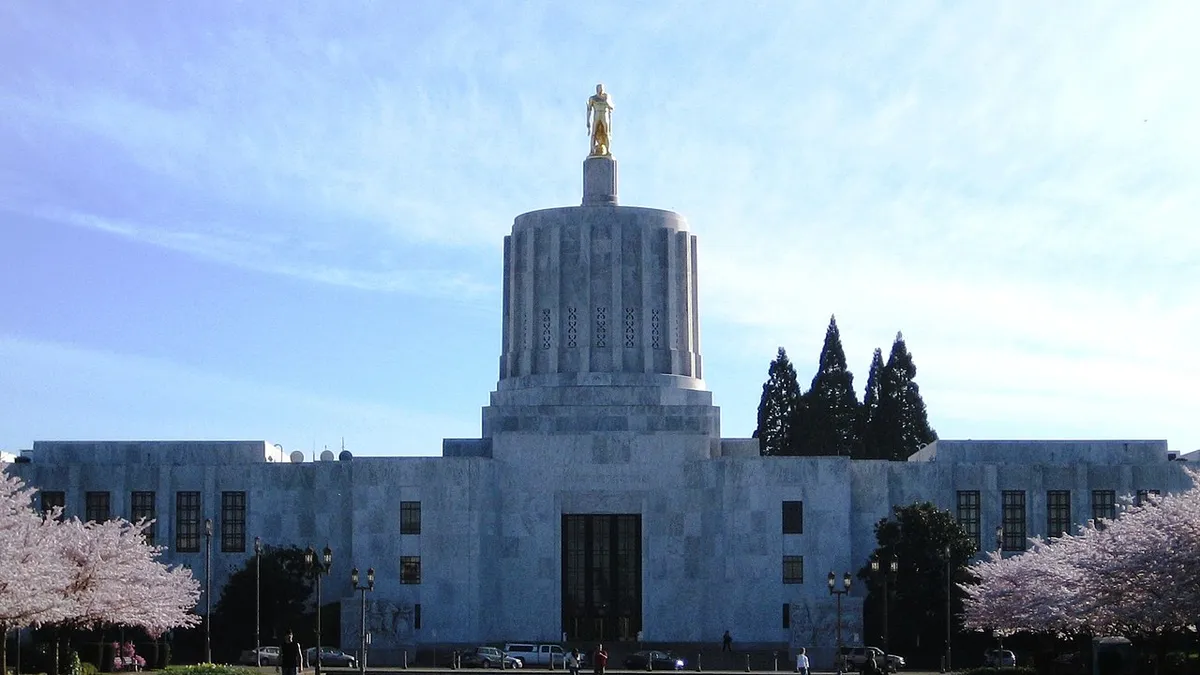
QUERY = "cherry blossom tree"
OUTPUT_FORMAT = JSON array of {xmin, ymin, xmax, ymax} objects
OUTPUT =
[
  {"xmin": 57, "ymin": 516, "xmax": 201, "ymax": 637},
  {"xmin": 962, "ymin": 469, "xmax": 1200, "ymax": 641},
  {"xmin": 0, "ymin": 469, "xmax": 74, "ymax": 674}
]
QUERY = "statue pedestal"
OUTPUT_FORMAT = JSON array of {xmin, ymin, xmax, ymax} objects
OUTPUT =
[{"xmin": 583, "ymin": 155, "xmax": 618, "ymax": 206}]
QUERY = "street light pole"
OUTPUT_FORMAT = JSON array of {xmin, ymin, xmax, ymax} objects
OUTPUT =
[
  {"xmin": 995, "ymin": 525, "xmax": 1004, "ymax": 553},
  {"xmin": 351, "ymin": 568, "xmax": 375, "ymax": 675},
  {"xmin": 306, "ymin": 546, "xmax": 333, "ymax": 675},
  {"xmin": 870, "ymin": 557, "xmax": 899, "ymax": 661},
  {"xmin": 255, "ymin": 537, "xmax": 262, "ymax": 667},
  {"xmin": 828, "ymin": 571, "xmax": 851, "ymax": 674},
  {"xmin": 204, "ymin": 518, "xmax": 213, "ymax": 664}
]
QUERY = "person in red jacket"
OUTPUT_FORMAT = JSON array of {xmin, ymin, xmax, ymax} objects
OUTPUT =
[{"xmin": 592, "ymin": 644, "xmax": 608, "ymax": 675}]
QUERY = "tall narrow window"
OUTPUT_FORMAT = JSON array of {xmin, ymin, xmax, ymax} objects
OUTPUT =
[
  {"xmin": 131, "ymin": 491, "xmax": 157, "ymax": 545},
  {"xmin": 85, "ymin": 491, "xmax": 110, "ymax": 522},
  {"xmin": 782, "ymin": 501, "xmax": 803, "ymax": 534},
  {"xmin": 41, "ymin": 491, "xmax": 65, "ymax": 518},
  {"xmin": 414, "ymin": 604, "xmax": 422, "ymax": 630},
  {"xmin": 176, "ymin": 491, "xmax": 201, "ymax": 553},
  {"xmin": 782, "ymin": 603, "xmax": 791, "ymax": 629},
  {"xmin": 400, "ymin": 501, "xmax": 421, "ymax": 534},
  {"xmin": 221, "ymin": 491, "xmax": 246, "ymax": 552},
  {"xmin": 1047, "ymin": 490, "xmax": 1071, "ymax": 537},
  {"xmin": 1134, "ymin": 489, "xmax": 1160, "ymax": 507},
  {"xmin": 956, "ymin": 491, "xmax": 981, "ymax": 552},
  {"xmin": 1092, "ymin": 490, "xmax": 1116, "ymax": 522},
  {"xmin": 1001, "ymin": 491, "xmax": 1026, "ymax": 551},
  {"xmin": 782, "ymin": 555, "xmax": 804, "ymax": 584},
  {"xmin": 401, "ymin": 556, "xmax": 422, "ymax": 584}
]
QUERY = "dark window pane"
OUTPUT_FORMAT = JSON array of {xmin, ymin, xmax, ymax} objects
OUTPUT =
[
  {"xmin": 782, "ymin": 501, "xmax": 803, "ymax": 534},
  {"xmin": 1001, "ymin": 491, "xmax": 1026, "ymax": 551},
  {"xmin": 132, "ymin": 491, "xmax": 157, "ymax": 545},
  {"xmin": 176, "ymin": 491, "xmax": 201, "ymax": 553},
  {"xmin": 400, "ymin": 501, "xmax": 421, "ymax": 534},
  {"xmin": 221, "ymin": 491, "xmax": 246, "ymax": 552},
  {"xmin": 1092, "ymin": 490, "xmax": 1115, "ymax": 522},
  {"xmin": 85, "ymin": 491, "xmax": 110, "ymax": 522},
  {"xmin": 401, "ymin": 556, "xmax": 422, "ymax": 584},
  {"xmin": 956, "ymin": 491, "xmax": 981, "ymax": 552},
  {"xmin": 1047, "ymin": 490, "xmax": 1071, "ymax": 537},
  {"xmin": 41, "ymin": 491, "xmax": 65, "ymax": 518},
  {"xmin": 782, "ymin": 603, "xmax": 790, "ymax": 629},
  {"xmin": 783, "ymin": 555, "xmax": 804, "ymax": 584}
]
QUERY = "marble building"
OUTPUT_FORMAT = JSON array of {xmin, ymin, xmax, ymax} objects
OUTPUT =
[{"xmin": 7, "ymin": 96, "xmax": 1194, "ymax": 665}]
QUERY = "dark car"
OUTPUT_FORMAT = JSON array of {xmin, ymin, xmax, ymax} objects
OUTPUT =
[{"xmin": 623, "ymin": 651, "xmax": 686, "ymax": 670}]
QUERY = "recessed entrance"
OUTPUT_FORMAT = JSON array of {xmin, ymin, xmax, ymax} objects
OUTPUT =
[{"xmin": 562, "ymin": 514, "xmax": 642, "ymax": 642}]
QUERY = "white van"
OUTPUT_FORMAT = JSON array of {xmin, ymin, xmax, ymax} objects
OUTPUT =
[{"xmin": 504, "ymin": 644, "xmax": 565, "ymax": 667}]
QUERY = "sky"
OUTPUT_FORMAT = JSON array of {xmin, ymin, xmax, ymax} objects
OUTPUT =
[{"xmin": 2, "ymin": 2, "xmax": 1198, "ymax": 457}]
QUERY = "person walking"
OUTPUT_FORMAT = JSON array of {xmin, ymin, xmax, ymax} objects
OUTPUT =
[
  {"xmin": 593, "ymin": 644, "xmax": 608, "ymax": 675},
  {"xmin": 280, "ymin": 631, "xmax": 304, "ymax": 675},
  {"xmin": 722, "ymin": 631, "xmax": 733, "ymax": 652},
  {"xmin": 795, "ymin": 648, "xmax": 810, "ymax": 675},
  {"xmin": 567, "ymin": 649, "xmax": 581, "ymax": 675}
]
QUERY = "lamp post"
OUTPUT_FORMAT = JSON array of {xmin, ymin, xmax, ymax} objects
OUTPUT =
[
  {"xmin": 255, "ymin": 536, "xmax": 262, "ymax": 667},
  {"xmin": 828, "ymin": 571, "xmax": 851, "ymax": 673},
  {"xmin": 995, "ymin": 525, "xmax": 1004, "ymax": 553},
  {"xmin": 351, "ymin": 567, "xmax": 375, "ymax": 675},
  {"xmin": 870, "ymin": 557, "xmax": 899, "ymax": 658},
  {"xmin": 944, "ymin": 545, "xmax": 953, "ymax": 673},
  {"xmin": 305, "ymin": 546, "xmax": 333, "ymax": 675},
  {"xmin": 204, "ymin": 518, "xmax": 213, "ymax": 664}
]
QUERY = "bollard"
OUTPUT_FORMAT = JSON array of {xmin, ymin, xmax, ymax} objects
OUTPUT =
[
  {"xmin": 774, "ymin": 653, "xmax": 779, "ymax": 672},
  {"xmin": 403, "ymin": 650, "xmax": 408, "ymax": 670},
  {"xmin": 746, "ymin": 654, "xmax": 751, "ymax": 672},
  {"xmin": 696, "ymin": 653, "xmax": 702, "ymax": 672}
]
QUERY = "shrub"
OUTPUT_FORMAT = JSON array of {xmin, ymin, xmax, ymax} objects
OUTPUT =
[{"xmin": 160, "ymin": 665, "xmax": 259, "ymax": 675}]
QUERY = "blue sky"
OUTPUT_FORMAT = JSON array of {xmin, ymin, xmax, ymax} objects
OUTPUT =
[{"xmin": 2, "ymin": 2, "xmax": 1197, "ymax": 457}]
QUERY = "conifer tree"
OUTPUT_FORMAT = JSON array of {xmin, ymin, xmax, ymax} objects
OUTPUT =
[
  {"xmin": 871, "ymin": 333, "xmax": 938, "ymax": 460},
  {"xmin": 796, "ymin": 316, "xmax": 862, "ymax": 456},
  {"xmin": 754, "ymin": 347, "xmax": 801, "ymax": 456},
  {"xmin": 859, "ymin": 348, "xmax": 885, "ymax": 460}
]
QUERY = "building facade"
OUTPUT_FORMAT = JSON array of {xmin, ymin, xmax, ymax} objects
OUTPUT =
[{"xmin": 7, "ymin": 149, "xmax": 1193, "ymax": 664}]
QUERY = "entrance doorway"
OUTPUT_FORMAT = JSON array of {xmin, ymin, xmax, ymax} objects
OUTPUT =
[{"xmin": 562, "ymin": 514, "xmax": 642, "ymax": 642}]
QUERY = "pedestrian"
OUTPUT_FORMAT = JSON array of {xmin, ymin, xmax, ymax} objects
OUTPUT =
[
  {"xmin": 593, "ymin": 644, "xmax": 608, "ymax": 675},
  {"xmin": 567, "ymin": 649, "xmax": 581, "ymax": 675},
  {"xmin": 722, "ymin": 631, "xmax": 733, "ymax": 652},
  {"xmin": 795, "ymin": 648, "xmax": 810, "ymax": 675},
  {"xmin": 280, "ymin": 631, "xmax": 304, "ymax": 675}
]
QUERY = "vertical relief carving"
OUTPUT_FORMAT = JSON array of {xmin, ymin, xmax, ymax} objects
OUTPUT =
[
  {"xmin": 651, "ymin": 309, "xmax": 661, "ymax": 349},
  {"xmin": 523, "ymin": 312, "xmax": 529, "ymax": 350},
  {"xmin": 595, "ymin": 307, "xmax": 607, "ymax": 348},
  {"xmin": 542, "ymin": 309, "xmax": 552, "ymax": 350},
  {"xmin": 566, "ymin": 307, "xmax": 578, "ymax": 348},
  {"xmin": 624, "ymin": 307, "xmax": 636, "ymax": 348}
]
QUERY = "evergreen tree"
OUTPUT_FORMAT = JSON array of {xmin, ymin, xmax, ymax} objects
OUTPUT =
[
  {"xmin": 871, "ymin": 333, "xmax": 938, "ymax": 460},
  {"xmin": 795, "ymin": 316, "xmax": 862, "ymax": 457},
  {"xmin": 859, "ymin": 348, "xmax": 885, "ymax": 459},
  {"xmin": 754, "ymin": 347, "xmax": 802, "ymax": 456}
]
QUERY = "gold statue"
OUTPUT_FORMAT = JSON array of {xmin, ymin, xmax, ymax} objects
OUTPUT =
[{"xmin": 586, "ymin": 83, "xmax": 614, "ymax": 157}]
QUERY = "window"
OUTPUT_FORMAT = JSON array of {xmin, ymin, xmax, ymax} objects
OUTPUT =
[
  {"xmin": 782, "ymin": 555, "xmax": 804, "ymax": 584},
  {"xmin": 400, "ymin": 501, "xmax": 421, "ymax": 534},
  {"xmin": 131, "ymin": 491, "xmax": 156, "ymax": 545},
  {"xmin": 85, "ymin": 491, "xmax": 110, "ymax": 522},
  {"xmin": 41, "ymin": 490, "xmax": 65, "ymax": 517},
  {"xmin": 782, "ymin": 603, "xmax": 791, "ymax": 629},
  {"xmin": 414, "ymin": 603, "xmax": 422, "ymax": 630},
  {"xmin": 1134, "ymin": 489, "xmax": 1160, "ymax": 507},
  {"xmin": 782, "ymin": 501, "xmax": 803, "ymax": 534},
  {"xmin": 956, "ymin": 491, "xmax": 981, "ymax": 552},
  {"xmin": 1001, "ymin": 491, "xmax": 1026, "ymax": 551},
  {"xmin": 221, "ymin": 491, "xmax": 246, "ymax": 552},
  {"xmin": 1047, "ymin": 490, "xmax": 1071, "ymax": 537},
  {"xmin": 401, "ymin": 556, "xmax": 422, "ymax": 584},
  {"xmin": 175, "ymin": 491, "xmax": 202, "ymax": 553},
  {"xmin": 1092, "ymin": 490, "xmax": 1115, "ymax": 522}
]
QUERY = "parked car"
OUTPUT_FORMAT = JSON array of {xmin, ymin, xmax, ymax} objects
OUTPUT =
[
  {"xmin": 504, "ymin": 643, "xmax": 565, "ymax": 667},
  {"xmin": 304, "ymin": 647, "xmax": 357, "ymax": 668},
  {"xmin": 238, "ymin": 646, "xmax": 281, "ymax": 666},
  {"xmin": 623, "ymin": 651, "xmax": 687, "ymax": 670},
  {"xmin": 984, "ymin": 649, "xmax": 1017, "ymax": 668},
  {"xmin": 460, "ymin": 646, "xmax": 523, "ymax": 669},
  {"xmin": 837, "ymin": 646, "xmax": 905, "ymax": 672}
]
